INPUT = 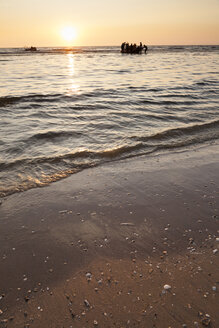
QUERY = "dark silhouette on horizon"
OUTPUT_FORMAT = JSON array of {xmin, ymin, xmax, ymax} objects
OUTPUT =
[
  {"xmin": 121, "ymin": 42, "xmax": 148, "ymax": 54},
  {"xmin": 25, "ymin": 46, "xmax": 37, "ymax": 52}
]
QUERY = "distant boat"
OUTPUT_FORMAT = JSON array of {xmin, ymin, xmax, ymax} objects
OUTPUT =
[
  {"xmin": 121, "ymin": 48, "xmax": 145, "ymax": 54},
  {"xmin": 121, "ymin": 43, "xmax": 148, "ymax": 54},
  {"xmin": 25, "ymin": 46, "xmax": 37, "ymax": 52}
]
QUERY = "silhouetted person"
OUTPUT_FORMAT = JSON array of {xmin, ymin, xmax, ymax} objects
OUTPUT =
[{"xmin": 144, "ymin": 45, "xmax": 148, "ymax": 53}]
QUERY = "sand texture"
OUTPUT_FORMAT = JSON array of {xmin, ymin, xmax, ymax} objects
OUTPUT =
[{"xmin": 0, "ymin": 144, "xmax": 218, "ymax": 327}]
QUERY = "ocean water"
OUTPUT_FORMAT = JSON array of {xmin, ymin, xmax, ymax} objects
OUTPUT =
[{"xmin": 0, "ymin": 45, "xmax": 219, "ymax": 197}]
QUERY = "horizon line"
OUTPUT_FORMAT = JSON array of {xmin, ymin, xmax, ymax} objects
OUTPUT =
[{"xmin": 0, "ymin": 44, "xmax": 219, "ymax": 48}]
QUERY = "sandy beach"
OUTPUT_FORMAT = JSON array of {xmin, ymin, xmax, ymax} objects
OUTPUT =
[{"xmin": 0, "ymin": 144, "xmax": 218, "ymax": 328}]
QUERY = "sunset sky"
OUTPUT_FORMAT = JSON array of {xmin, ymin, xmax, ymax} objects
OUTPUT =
[{"xmin": 0, "ymin": 0, "xmax": 219, "ymax": 47}]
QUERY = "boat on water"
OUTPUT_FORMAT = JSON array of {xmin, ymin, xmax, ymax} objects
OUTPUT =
[
  {"xmin": 121, "ymin": 42, "xmax": 148, "ymax": 54},
  {"xmin": 25, "ymin": 46, "xmax": 37, "ymax": 52}
]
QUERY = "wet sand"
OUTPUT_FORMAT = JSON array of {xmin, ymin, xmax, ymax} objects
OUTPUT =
[{"xmin": 0, "ymin": 144, "xmax": 218, "ymax": 328}]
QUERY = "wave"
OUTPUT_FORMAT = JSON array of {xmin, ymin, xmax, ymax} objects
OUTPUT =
[
  {"xmin": 1, "ymin": 79, "xmax": 217, "ymax": 109},
  {"xmin": 28, "ymin": 130, "xmax": 83, "ymax": 141},
  {"xmin": 133, "ymin": 120, "xmax": 219, "ymax": 142},
  {"xmin": 0, "ymin": 167, "xmax": 83, "ymax": 198},
  {"xmin": 195, "ymin": 80, "xmax": 218, "ymax": 86},
  {"xmin": 0, "ymin": 149, "xmax": 91, "ymax": 170},
  {"xmin": 0, "ymin": 92, "xmax": 107, "ymax": 107},
  {"xmin": 140, "ymin": 98, "xmax": 196, "ymax": 105},
  {"xmin": 0, "ymin": 88, "xmax": 121, "ymax": 108},
  {"xmin": 0, "ymin": 143, "xmax": 143, "ymax": 171},
  {"xmin": 157, "ymin": 93, "xmax": 201, "ymax": 99},
  {"xmin": 1, "ymin": 120, "xmax": 218, "ymax": 170},
  {"xmin": 0, "ymin": 119, "xmax": 218, "ymax": 198},
  {"xmin": 0, "ymin": 94, "xmax": 64, "ymax": 107}
]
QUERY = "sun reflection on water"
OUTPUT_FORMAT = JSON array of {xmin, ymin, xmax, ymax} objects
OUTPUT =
[{"xmin": 67, "ymin": 53, "xmax": 80, "ymax": 94}]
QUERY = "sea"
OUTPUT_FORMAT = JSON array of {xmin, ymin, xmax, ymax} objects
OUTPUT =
[{"xmin": 0, "ymin": 45, "xmax": 219, "ymax": 197}]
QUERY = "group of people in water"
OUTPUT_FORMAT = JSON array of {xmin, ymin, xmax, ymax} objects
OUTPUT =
[{"xmin": 121, "ymin": 42, "xmax": 148, "ymax": 54}]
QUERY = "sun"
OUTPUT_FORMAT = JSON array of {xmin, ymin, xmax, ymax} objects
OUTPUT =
[{"xmin": 61, "ymin": 26, "xmax": 77, "ymax": 42}]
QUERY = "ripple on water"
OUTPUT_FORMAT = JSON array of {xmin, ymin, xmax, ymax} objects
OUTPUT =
[{"xmin": 0, "ymin": 45, "xmax": 219, "ymax": 196}]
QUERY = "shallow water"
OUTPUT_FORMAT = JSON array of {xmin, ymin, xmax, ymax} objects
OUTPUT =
[{"xmin": 0, "ymin": 45, "xmax": 219, "ymax": 197}]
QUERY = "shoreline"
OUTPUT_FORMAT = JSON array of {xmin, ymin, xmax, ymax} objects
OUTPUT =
[
  {"xmin": 1, "ymin": 140, "xmax": 218, "ymax": 200},
  {"xmin": 0, "ymin": 144, "xmax": 218, "ymax": 327}
]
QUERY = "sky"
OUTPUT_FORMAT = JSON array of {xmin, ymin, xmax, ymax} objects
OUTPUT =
[{"xmin": 0, "ymin": 0, "xmax": 219, "ymax": 47}]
